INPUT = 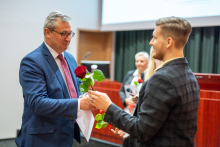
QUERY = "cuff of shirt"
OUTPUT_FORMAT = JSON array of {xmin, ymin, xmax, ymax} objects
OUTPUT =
[{"xmin": 77, "ymin": 99, "xmax": 80, "ymax": 117}]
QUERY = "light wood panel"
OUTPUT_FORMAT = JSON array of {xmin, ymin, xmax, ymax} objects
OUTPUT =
[{"xmin": 77, "ymin": 30, "xmax": 113, "ymax": 64}]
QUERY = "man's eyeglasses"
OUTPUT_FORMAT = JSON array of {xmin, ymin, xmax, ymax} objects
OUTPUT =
[{"xmin": 50, "ymin": 29, "xmax": 75, "ymax": 38}]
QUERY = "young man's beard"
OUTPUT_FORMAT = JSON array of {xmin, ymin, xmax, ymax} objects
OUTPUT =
[{"xmin": 153, "ymin": 51, "xmax": 164, "ymax": 61}]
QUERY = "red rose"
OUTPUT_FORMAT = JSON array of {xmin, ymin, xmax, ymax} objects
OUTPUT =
[
  {"xmin": 138, "ymin": 78, "xmax": 143, "ymax": 83},
  {"xmin": 74, "ymin": 65, "xmax": 87, "ymax": 79}
]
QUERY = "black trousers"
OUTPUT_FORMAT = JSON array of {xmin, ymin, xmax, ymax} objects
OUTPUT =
[{"xmin": 123, "ymin": 138, "xmax": 129, "ymax": 147}]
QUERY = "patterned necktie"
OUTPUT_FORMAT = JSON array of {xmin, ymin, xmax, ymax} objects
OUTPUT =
[{"xmin": 57, "ymin": 54, "xmax": 77, "ymax": 98}]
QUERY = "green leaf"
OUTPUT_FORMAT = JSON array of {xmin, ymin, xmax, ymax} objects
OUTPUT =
[
  {"xmin": 87, "ymin": 78, "xmax": 94, "ymax": 87},
  {"xmin": 95, "ymin": 121, "xmax": 102, "ymax": 129},
  {"xmin": 101, "ymin": 121, "xmax": 108, "ymax": 128},
  {"xmin": 134, "ymin": 81, "xmax": 138, "ymax": 87},
  {"xmin": 102, "ymin": 113, "xmax": 105, "ymax": 120},
  {"xmin": 93, "ymin": 70, "xmax": 105, "ymax": 82},
  {"xmin": 82, "ymin": 78, "xmax": 92, "ymax": 87},
  {"xmin": 95, "ymin": 114, "xmax": 103, "ymax": 121},
  {"xmin": 86, "ymin": 70, "xmax": 90, "ymax": 75},
  {"xmin": 79, "ymin": 84, "xmax": 88, "ymax": 93}
]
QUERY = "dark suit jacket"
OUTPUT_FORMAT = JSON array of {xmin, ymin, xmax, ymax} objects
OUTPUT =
[
  {"xmin": 15, "ymin": 42, "xmax": 81, "ymax": 147},
  {"xmin": 105, "ymin": 58, "xmax": 200, "ymax": 147},
  {"xmin": 119, "ymin": 70, "xmax": 135, "ymax": 107}
]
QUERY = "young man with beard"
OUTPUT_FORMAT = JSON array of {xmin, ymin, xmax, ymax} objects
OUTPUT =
[{"xmin": 88, "ymin": 16, "xmax": 200, "ymax": 147}]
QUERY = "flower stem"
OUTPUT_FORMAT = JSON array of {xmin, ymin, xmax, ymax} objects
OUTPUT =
[{"xmin": 91, "ymin": 85, "xmax": 94, "ymax": 91}]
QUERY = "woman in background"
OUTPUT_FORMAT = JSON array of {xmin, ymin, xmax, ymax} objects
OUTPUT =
[{"xmin": 119, "ymin": 52, "xmax": 149, "ymax": 108}]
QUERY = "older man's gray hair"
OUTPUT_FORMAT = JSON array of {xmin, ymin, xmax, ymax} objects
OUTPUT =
[
  {"xmin": 135, "ymin": 51, "xmax": 149, "ymax": 62},
  {"xmin": 43, "ymin": 11, "xmax": 71, "ymax": 34}
]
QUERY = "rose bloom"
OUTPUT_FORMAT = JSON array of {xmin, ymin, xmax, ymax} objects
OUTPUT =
[
  {"xmin": 138, "ymin": 78, "xmax": 143, "ymax": 83},
  {"xmin": 74, "ymin": 65, "xmax": 87, "ymax": 79}
]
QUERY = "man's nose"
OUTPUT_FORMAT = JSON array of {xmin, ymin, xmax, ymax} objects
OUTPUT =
[
  {"xmin": 65, "ymin": 35, "xmax": 71, "ymax": 41},
  {"xmin": 149, "ymin": 38, "xmax": 153, "ymax": 46}
]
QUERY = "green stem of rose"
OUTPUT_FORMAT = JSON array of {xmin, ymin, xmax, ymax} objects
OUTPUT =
[{"xmin": 91, "ymin": 85, "xmax": 94, "ymax": 91}]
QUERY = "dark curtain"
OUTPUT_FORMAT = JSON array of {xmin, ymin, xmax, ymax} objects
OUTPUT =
[{"xmin": 115, "ymin": 26, "xmax": 220, "ymax": 82}]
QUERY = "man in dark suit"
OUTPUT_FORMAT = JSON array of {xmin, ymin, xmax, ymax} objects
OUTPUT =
[
  {"xmin": 89, "ymin": 16, "xmax": 200, "ymax": 147},
  {"xmin": 15, "ymin": 11, "xmax": 95, "ymax": 147}
]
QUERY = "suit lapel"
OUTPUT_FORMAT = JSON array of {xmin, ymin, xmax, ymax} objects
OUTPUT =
[
  {"xmin": 127, "ymin": 74, "xmax": 134, "ymax": 85},
  {"xmin": 64, "ymin": 52, "xmax": 79, "ymax": 96},
  {"xmin": 41, "ymin": 43, "xmax": 70, "ymax": 98},
  {"xmin": 134, "ymin": 80, "xmax": 148, "ymax": 116}
]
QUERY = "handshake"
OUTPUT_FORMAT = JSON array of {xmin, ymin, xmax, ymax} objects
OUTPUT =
[
  {"xmin": 79, "ymin": 91, "xmax": 128, "ymax": 140},
  {"xmin": 79, "ymin": 91, "xmax": 113, "ymax": 111}
]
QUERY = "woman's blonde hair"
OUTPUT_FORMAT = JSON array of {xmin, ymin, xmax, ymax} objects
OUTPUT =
[{"xmin": 144, "ymin": 47, "xmax": 157, "ymax": 82}]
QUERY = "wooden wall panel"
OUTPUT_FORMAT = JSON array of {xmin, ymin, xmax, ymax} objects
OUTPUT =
[
  {"xmin": 94, "ymin": 81, "xmax": 122, "ymax": 90},
  {"xmin": 195, "ymin": 90, "xmax": 220, "ymax": 147},
  {"xmin": 194, "ymin": 73, "xmax": 220, "ymax": 91}
]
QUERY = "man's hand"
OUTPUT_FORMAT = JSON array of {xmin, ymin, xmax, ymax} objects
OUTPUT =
[
  {"xmin": 80, "ymin": 94, "xmax": 96, "ymax": 110},
  {"xmin": 125, "ymin": 98, "xmax": 133, "ymax": 105},
  {"xmin": 88, "ymin": 91, "xmax": 112, "ymax": 111},
  {"xmin": 111, "ymin": 127, "xmax": 125, "ymax": 137},
  {"xmin": 132, "ymin": 96, "xmax": 138, "ymax": 104},
  {"xmin": 111, "ymin": 127, "xmax": 129, "ymax": 140}
]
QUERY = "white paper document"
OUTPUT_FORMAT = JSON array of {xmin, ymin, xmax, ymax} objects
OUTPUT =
[
  {"xmin": 76, "ymin": 110, "xmax": 95, "ymax": 142},
  {"xmin": 123, "ymin": 132, "xmax": 130, "ymax": 139}
]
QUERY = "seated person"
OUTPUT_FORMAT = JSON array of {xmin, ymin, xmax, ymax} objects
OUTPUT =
[{"xmin": 119, "ymin": 51, "xmax": 149, "ymax": 108}]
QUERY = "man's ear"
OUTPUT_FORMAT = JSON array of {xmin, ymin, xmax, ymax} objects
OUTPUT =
[
  {"xmin": 166, "ymin": 37, "xmax": 173, "ymax": 49},
  {"xmin": 44, "ymin": 28, "xmax": 51, "ymax": 38}
]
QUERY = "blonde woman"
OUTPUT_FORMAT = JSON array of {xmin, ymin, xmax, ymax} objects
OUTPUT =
[
  {"xmin": 132, "ymin": 47, "xmax": 163, "ymax": 103},
  {"xmin": 144, "ymin": 47, "xmax": 163, "ymax": 81},
  {"xmin": 123, "ymin": 47, "xmax": 162, "ymax": 146}
]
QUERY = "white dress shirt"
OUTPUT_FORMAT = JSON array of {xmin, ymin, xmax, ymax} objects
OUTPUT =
[
  {"xmin": 44, "ymin": 42, "xmax": 80, "ymax": 117},
  {"xmin": 130, "ymin": 69, "xmax": 143, "ymax": 92}
]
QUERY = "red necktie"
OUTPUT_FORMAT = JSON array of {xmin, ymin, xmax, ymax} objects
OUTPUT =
[{"xmin": 57, "ymin": 54, "xmax": 77, "ymax": 98}]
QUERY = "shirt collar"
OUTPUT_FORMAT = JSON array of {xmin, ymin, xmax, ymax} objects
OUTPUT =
[
  {"xmin": 133, "ymin": 69, "xmax": 139, "ymax": 76},
  {"xmin": 44, "ymin": 41, "xmax": 64, "ymax": 59},
  {"xmin": 154, "ymin": 57, "xmax": 183, "ymax": 72},
  {"xmin": 133, "ymin": 68, "xmax": 147, "ymax": 76}
]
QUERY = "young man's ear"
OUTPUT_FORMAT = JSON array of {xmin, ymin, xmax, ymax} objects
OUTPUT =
[{"xmin": 166, "ymin": 37, "xmax": 173, "ymax": 49}]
